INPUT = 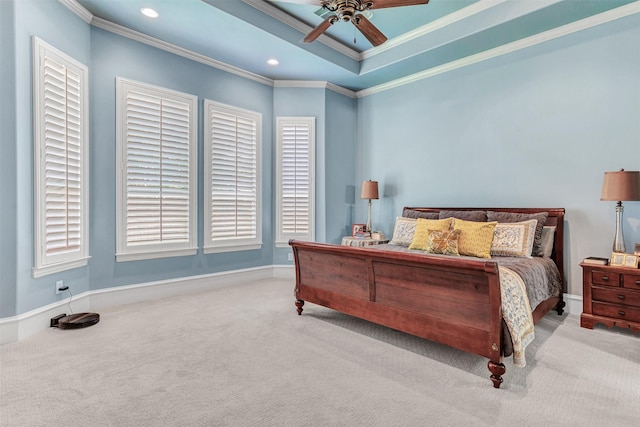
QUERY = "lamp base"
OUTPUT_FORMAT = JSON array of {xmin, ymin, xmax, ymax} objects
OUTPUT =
[{"xmin": 612, "ymin": 202, "xmax": 625, "ymax": 253}]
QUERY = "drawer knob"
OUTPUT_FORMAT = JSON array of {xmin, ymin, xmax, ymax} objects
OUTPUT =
[
  {"xmin": 617, "ymin": 294, "xmax": 626, "ymax": 300},
  {"xmin": 618, "ymin": 310, "xmax": 626, "ymax": 316},
  {"xmin": 601, "ymin": 276, "xmax": 609, "ymax": 281},
  {"xmin": 635, "ymin": 280, "xmax": 640, "ymax": 286}
]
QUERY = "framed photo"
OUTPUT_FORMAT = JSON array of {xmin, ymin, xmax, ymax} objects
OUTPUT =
[
  {"xmin": 610, "ymin": 252, "xmax": 625, "ymax": 267},
  {"xmin": 623, "ymin": 254, "xmax": 639, "ymax": 268},
  {"xmin": 351, "ymin": 223, "xmax": 366, "ymax": 236},
  {"xmin": 635, "ymin": 243, "xmax": 640, "ymax": 256}
]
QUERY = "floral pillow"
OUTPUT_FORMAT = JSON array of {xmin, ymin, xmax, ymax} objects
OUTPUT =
[
  {"xmin": 390, "ymin": 217, "xmax": 417, "ymax": 246},
  {"xmin": 490, "ymin": 219, "xmax": 537, "ymax": 258},
  {"xmin": 426, "ymin": 229, "xmax": 461, "ymax": 256}
]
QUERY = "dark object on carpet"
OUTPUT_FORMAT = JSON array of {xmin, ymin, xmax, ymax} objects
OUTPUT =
[{"xmin": 57, "ymin": 313, "xmax": 100, "ymax": 329}]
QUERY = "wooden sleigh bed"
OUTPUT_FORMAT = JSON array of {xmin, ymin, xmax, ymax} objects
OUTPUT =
[{"xmin": 289, "ymin": 207, "xmax": 566, "ymax": 388}]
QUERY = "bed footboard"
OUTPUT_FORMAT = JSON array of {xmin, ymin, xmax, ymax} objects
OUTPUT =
[{"xmin": 289, "ymin": 239, "xmax": 506, "ymax": 388}]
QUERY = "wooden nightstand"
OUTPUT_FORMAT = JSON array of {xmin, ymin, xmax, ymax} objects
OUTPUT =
[
  {"xmin": 580, "ymin": 262, "xmax": 640, "ymax": 333},
  {"xmin": 341, "ymin": 236, "xmax": 389, "ymax": 247}
]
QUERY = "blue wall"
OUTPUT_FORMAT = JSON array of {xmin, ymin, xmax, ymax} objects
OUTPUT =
[
  {"xmin": 1, "ymin": 0, "xmax": 356, "ymax": 319},
  {"xmin": 4, "ymin": 0, "xmax": 91, "ymax": 316},
  {"xmin": 88, "ymin": 28, "xmax": 275, "ymax": 291},
  {"xmin": 271, "ymin": 86, "xmax": 356, "ymax": 264},
  {"xmin": 0, "ymin": 0, "xmax": 18, "ymax": 318},
  {"xmin": 2, "ymin": 0, "xmax": 638, "ymax": 320},
  {"xmin": 356, "ymin": 14, "xmax": 640, "ymax": 295}
]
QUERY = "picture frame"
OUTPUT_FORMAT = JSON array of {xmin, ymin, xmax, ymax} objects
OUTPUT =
[
  {"xmin": 610, "ymin": 252, "xmax": 625, "ymax": 267},
  {"xmin": 351, "ymin": 223, "xmax": 366, "ymax": 236},
  {"xmin": 635, "ymin": 243, "xmax": 640, "ymax": 256},
  {"xmin": 623, "ymin": 254, "xmax": 639, "ymax": 269}
]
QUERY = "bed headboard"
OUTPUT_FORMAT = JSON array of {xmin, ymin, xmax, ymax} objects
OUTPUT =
[{"xmin": 403, "ymin": 207, "xmax": 566, "ymax": 291}]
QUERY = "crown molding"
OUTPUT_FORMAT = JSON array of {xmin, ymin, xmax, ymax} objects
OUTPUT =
[
  {"xmin": 357, "ymin": 1, "xmax": 640, "ymax": 98},
  {"xmin": 361, "ymin": 0, "xmax": 507, "ymax": 60},
  {"xmin": 58, "ymin": 0, "xmax": 93, "ymax": 23},
  {"xmin": 274, "ymin": 80, "xmax": 356, "ymax": 98},
  {"xmin": 90, "ymin": 17, "xmax": 274, "ymax": 87}
]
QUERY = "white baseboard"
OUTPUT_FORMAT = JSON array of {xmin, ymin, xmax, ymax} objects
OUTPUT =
[
  {"xmin": 0, "ymin": 265, "xmax": 295, "ymax": 346},
  {"xmin": 0, "ymin": 267, "xmax": 580, "ymax": 346},
  {"xmin": 564, "ymin": 293, "xmax": 583, "ymax": 316}
]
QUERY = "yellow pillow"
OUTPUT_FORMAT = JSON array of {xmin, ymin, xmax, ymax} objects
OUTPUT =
[
  {"xmin": 453, "ymin": 218, "xmax": 498, "ymax": 259},
  {"xmin": 408, "ymin": 218, "xmax": 452, "ymax": 250}
]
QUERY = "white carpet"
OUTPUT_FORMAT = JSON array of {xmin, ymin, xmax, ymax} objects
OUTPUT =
[{"xmin": 1, "ymin": 278, "xmax": 638, "ymax": 426}]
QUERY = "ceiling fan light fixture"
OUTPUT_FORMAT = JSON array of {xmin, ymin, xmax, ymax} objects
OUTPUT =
[
  {"xmin": 300, "ymin": 0, "xmax": 429, "ymax": 47},
  {"xmin": 140, "ymin": 8, "xmax": 159, "ymax": 18}
]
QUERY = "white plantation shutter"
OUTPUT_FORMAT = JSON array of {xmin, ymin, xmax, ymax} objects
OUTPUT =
[
  {"xmin": 204, "ymin": 100, "xmax": 262, "ymax": 253},
  {"xmin": 116, "ymin": 79, "xmax": 197, "ymax": 261},
  {"xmin": 276, "ymin": 117, "xmax": 315, "ymax": 245},
  {"xmin": 33, "ymin": 38, "xmax": 89, "ymax": 278}
]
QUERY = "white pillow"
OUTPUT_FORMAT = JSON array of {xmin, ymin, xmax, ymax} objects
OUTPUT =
[
  {"xmin": 490, "ymin": 219, "xmax": 537, "ymax": 258},
  {"xmin": 390, "ymin": 217, "xmax": 417, "ymax": 246},
  {"xmin": 540, "ymin": 226, "xmax": 556, "ymax": 258}
]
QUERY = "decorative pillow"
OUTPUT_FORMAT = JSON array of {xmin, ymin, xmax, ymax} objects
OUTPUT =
[
  {"xmin": 540, "ymin": 226, "xmax": 556, "ymax": 258},
  {"xmin": 426, "ymin": 229, "xmax": 461, "ymax": 256},
  {"xmin": 408, "ymin": 218, "xmax": 453, "ymax": 250},
  {"xmin": 452, "ymin": 218, "xmax": 498, "ymax": 259},
  {"xmin": 486, "ymin": 211, "xmax": 549, "ymax": 257},
  {"xmin": 389, "ymin": 217, "xmax": 417, "ymax": 246},
  {"xmin": 438, "ymin": 210, "xmax": 487, "ymax": 222},
  {"xmin": 490, "ymin": 220, "xmax": 537, "ymax": 258},
  {"xmin": 402, "ymin": 208, "xmax": 440, "ymax": 220}
]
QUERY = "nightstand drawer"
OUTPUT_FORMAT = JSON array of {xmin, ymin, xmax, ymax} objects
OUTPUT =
[
  {"xmin": 591, "ymin": 270, "xmax": 619, "ymax": 287},
  {"xmin": 592, "ymin": 302, "xmax": 640, "ymax": 323},
  {"xmin": 592, "ymin": 287, "xmax": 640, "ymax": 308},
  {"xmin": 622, "ymin": 273, "xmax": 640, "ymax": 290}
]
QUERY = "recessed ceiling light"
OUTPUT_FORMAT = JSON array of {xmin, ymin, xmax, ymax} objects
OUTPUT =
[
  {"xmin": 140, "ymin": 8, "xmax": 159, "ymax": 18},
  {"xmin": 267, "ymin": 58, "xmax": 279, "ymax": 66}
]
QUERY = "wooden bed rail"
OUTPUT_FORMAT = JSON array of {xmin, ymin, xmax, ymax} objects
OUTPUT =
[{"xmin": 289, "ymin": 239, "xmax": 506, "ymax": 387}]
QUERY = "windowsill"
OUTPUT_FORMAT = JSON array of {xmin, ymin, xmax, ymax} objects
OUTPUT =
[
  {"xmin": 116, "ymin": 248, "xmax": 198, "ymax": 262},
  {"xmin": 203, "ymin": 243, "xmax": 262, "ymax": 254},
  {"xmin": 32, "ymin": 256, "xmax": 90, "ymax": 278}
]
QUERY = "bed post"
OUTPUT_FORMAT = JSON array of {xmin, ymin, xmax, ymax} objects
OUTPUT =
[{"xmin": 488, "ymin": 361, "xmax": 506, "ymax": 388}]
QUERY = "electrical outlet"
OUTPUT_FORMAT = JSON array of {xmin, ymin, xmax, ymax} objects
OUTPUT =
[
  {"xmin": 56, "ymin": 280, "xmax": 65, "ymax": 295},
  {"xmin": 288, "ymin": 253, "xmax": 293, "ymax": 261}
]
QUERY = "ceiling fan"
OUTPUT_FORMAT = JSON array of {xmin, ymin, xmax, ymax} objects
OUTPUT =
[{"xmin": 274, "ymin": 1, "xmax": 430, "ymax": 47}]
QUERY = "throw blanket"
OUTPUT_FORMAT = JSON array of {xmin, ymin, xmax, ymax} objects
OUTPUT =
[{"xmin": 498, "ymin": 266, "xmax": 535, "ymax": 367}]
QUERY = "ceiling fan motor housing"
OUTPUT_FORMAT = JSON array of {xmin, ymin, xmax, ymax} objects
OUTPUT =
[{"xmin": 323, "ymin": 0, "xmax": 372, "ymax": 22}]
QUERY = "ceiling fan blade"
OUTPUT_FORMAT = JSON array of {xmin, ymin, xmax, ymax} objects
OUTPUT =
[
  {"xmin": 352, "ymin": 14, "xmax": 387, "ymax": 47},
  {"xmin": 368, "ymin": 0, "xmax": 430, "ymax": 9},
  {"xmin": 303, "ymin": 16, "xmax": 336, "ymax": 43}
]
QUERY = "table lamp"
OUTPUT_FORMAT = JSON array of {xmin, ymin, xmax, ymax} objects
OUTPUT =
[
  {"xmin": 360, "ymin": 180, "xmax": 379, "ymax": 232},
  {"xmin": 600, "ymin": 169, "xmax": 640, "ymax": 253}
]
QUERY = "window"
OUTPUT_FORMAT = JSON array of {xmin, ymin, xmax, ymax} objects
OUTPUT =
[
  {"xmin": 275, "ymin": 117, "xmax": 315, "ymax": 246},
  {"xmin": 116, "ymin": 78, "xmax": 197, "ymax": 261},
  {"xmin": 204, "ymin": 100, "xmax": 261, "ymax": 253},
  {"xmin": 32, "ymin": 37, "xmax": 89, "ymax": 278}
]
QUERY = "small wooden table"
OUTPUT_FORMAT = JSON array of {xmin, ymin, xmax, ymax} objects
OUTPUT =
[{"xmin": 580, "ymin": 262, "xmax": 640, "ymax": 333}]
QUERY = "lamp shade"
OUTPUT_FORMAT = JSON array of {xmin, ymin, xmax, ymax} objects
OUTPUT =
[
  {"xmin": 600, "ymin": 170, "xmax": 640, "ymax": 201},
  {"xmin": 360, "ymin": 180, "xmax": 379, "ymax": 200}
]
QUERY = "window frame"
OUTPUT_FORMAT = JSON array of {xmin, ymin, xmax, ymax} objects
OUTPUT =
[
  {"xmin": 32, "ymin": 37, "xmax": 90, "ymax": 278},
  {"xmin": 275, "ymin": 117, "xmax": 315, "ymax": 247},
  {"xmin": 115, "ymin": 77, "xmax": 198, "ymax": 262},
  {"xmin": 203, "ymin": 100, "xmax": 262, "ymax": 254}
]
